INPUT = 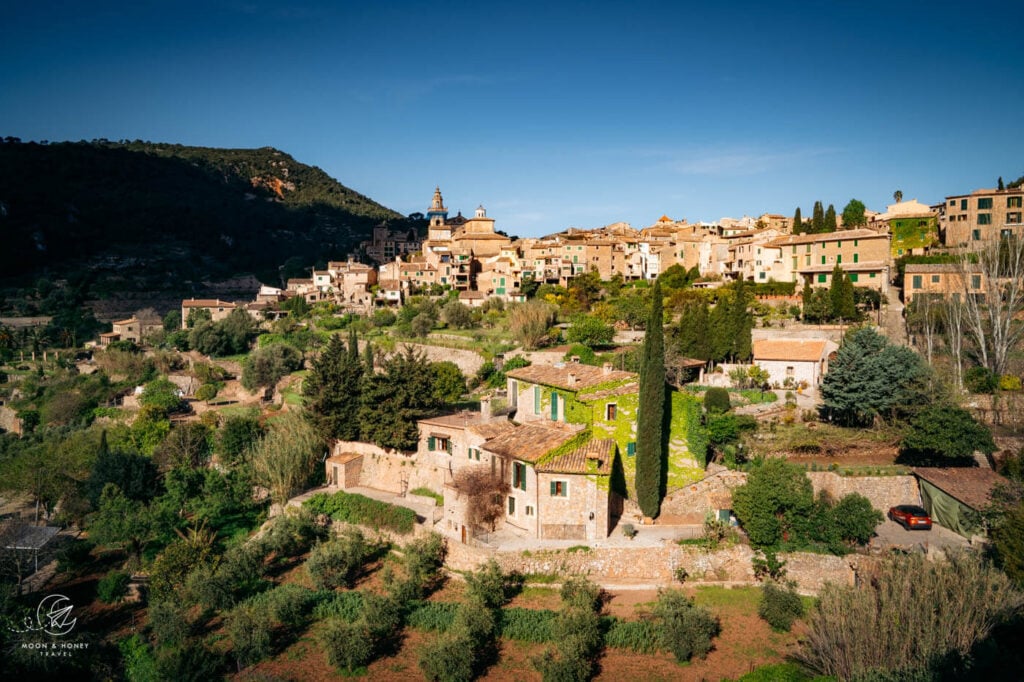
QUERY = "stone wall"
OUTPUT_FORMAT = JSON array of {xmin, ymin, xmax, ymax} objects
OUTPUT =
[
  {"xmin": 357, "ymin": 340, "xmax": 485, "ymax": 377},
  {"xmin": 807, "ymin": 472, "xmax": 920, "ymax": 512},
  {"xmin": 443, "ymin": 539, "xmax": 855, "ymax": 594},
  {"xmin": 0, "ymin": 406, "xmax": 22, "ymax": 435},
  {"xmin": 331, "ymin": 440, "xmax": 445, "ymax": 496},
  {"xmin": 659, "ymin": 467, "xmax": 748, "ymax": 524}
]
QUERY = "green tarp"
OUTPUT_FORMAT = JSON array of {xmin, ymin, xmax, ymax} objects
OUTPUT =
[{"xmin": 919, "ymin": 479, "xmax": 981, "ymax": 538}]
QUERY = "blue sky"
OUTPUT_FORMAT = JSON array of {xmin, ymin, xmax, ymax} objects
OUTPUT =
[{"xmin": 2, "ymin": 1, "xmax": 1022, "ymax": 237}]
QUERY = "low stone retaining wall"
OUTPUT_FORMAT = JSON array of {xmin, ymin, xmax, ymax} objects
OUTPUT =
[
  {"xmin": 807, "ymin": 472, "xmax": 920, "ymax": 512},
  {"xmin": 444, "ymin": 539, "xmax": 855, "ymax": 595}
]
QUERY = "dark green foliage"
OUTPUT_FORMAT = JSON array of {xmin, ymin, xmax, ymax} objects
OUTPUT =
[
  {"xmin": 305, "ymin": 528, "xmax": 375, "ymax": 590},
  {"xmin": 442, "ymin": 300, "xmax": 474, "ymax": 329},
  {"xmin": 481, "ymin": 354, "xmax": 531, "ymax": 389},
  {"xmin": 658, "ymin": 264, "xmax": 698, "ymax": 291},
  {"xmin": 732, "ymin": 458, "xmax": 814, "ymax": 547},
  {"xmin": 759, "ymin": 582, "xmax": 805, "ymax": 632},
  {"xmin": 964, "ymin": 366, "xmax": 999, "ymax": 394},
  {"xmin": 703, "ymin": 387, "xmax": 731, "ymax": 413},
  {"xmin": 304, "ymin": 331, "xmax": 363, "ymax": 441},
  {"xmin": 498, "ymin": 608, "xmax": 557, "ymax": 642},
  {"xmin": 140, "ymin": 377, "xmax": 184, "ymax": 413},
  {"xmin": 563, "ymin": 344, "xmax": 599, "ymax": 366},
  {"xmin": 709, "ymin": 281, "xmax": 754, "ymax": 362},
  {"xmin": 407, "ymin": 601, "xmax": 462, "ymax": 631},
  {"xmin": 560, "ymin": 576, "xmax": 603, "ymax": 612},
  {"xmin": 226, "ymin": 603, "xmax": 273, "ymax": 669},
  {"xmin": 250, "ymin": 583, "xmax": 316, "ymax": 628},
  {"xmin": 811, "ymin": 201, "xmax": 825, "ymax": 233},
  {"xmin": 120, "ymin": 634, "xmax": 159, "ymax": 682},
  {"xmin": 841, "ymin": 199, "xmax": 868, "ymax": 228},
  {"xmin": 87, "ymin": 483, "xmax": 158, "ymax": 562},
  {"xmin": 188, "ymin": 308, "xmax": 257, "ymax": 357},
  {"xmin": 358, "ymin": 345, "xmax": 442, "ymax": 450},
  {"xmin": 0, "ymin": 140, "xmax": 401, "ymax": 291},
  {"xmin": 464, "ymin": 559, "xmax": 514, "ymax": 609},
  {"xmin": 320, "ymin": 618, "xmax": 374, "ymax": 674},
  {"xmin": 259, "ymin": 510, "xmax": 328, "ymax": 557},
  {"xmin": 303, "ymin": 490, "xmax": 417, "ymax": 534},
  {"xmin": 991, "ymin": 502, "xmax": 1024, "ymax": 588},
  {"xmin": 792, "ymin": 206, "xmax": 804, "ymax": 234},
  {"xmin": 148, "ymin": 535, "xmax": 214, "ymax": 602},
  {"xmin": 706, "ymin": 412, "xmax": 757, "ymax": 447},
  {"xmin": 418, "ymin": 631, "xmax": 476, "ymax": 682},
  {"xmin": 311, "ymin": 590, "xmax": 365, "ymax": 621},
  {"xmin": 653, "ymin": 588, "xmax": 720, "ymax": 662},
  {"xmin": 900, "ymin": 405, "xmax": 995, "ymax": 463},
  {"xmin": 431, "ymin": 361, "xmax": 466, "ymax": 403},
  {"xmin": 828, "ymin": 266, "xmax": 856, "ymax": 321},
  {"xmin": 154, "ymin": 641, "xmax": 225, "ymax": 681},
  {"xmin": 566, "ymin": 314, "xmax": 614, "ymax": 347},
  {"xmin": 829, "ymin": 493, "xmax": 883, "ymax": 546},
  {"xmin": 636, "ymin": 278, "xmax": 666, "ymax": 518},
  {"xmin": 154, "ymin": 422, "xmax": 212, "ymax": 470},
  {"xmin": 87, "ymin": 440, "xmax": 159, "ymax": 505},
  {"xmin": 730, "ymin": 663, "xmax": 828, "ymax": 681},
  {"xmin": 96, "ymin": 570, "xmax": 130, "ymax": 603},
  {"xmin": 824, "ymin": 204, "xmax": 837, "ymax": 233},
  {"xmin": 241, "ymin": 342, "xmax": 303, "ymax": 391},
  {"xmin": 389, "ymin": 533, "xmax": 447, "ymax": 601},
  {"xmin": 148, "ymin": 600, "xmax": 192, "ymax": 648},
  {"xmin": 217, "ymin": 416, "xmax": 264, "ymax": 465},
  {"xmin": 533, "ymin": 577, "xmax": 604, "ymax": 682},
  {"xmin": 676, "ymin": 298, "xmax": 711, "ymax": 360},
  {"xmin": 820, "ymin": 327, "xmax": 932, "ymax": 426}
]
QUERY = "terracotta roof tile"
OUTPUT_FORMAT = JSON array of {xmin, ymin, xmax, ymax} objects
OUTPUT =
[
  {"xmin": 506, "ymin": 364, "xmax": 636, "ymax": 391},
  {"xmin": 537, "ymin": 438, "xmax": 615, "ymax": 475},
  {"xmin": 483, "ymin": 423, "xmax": 580, "ymax": 463},
  {"xmin": 752, "ymin": 339, "xmax": 833, "ymax": 362},
  {"xmin": 912, "ymin": 467, "xmax": 1007, "ymax": 510},
  {"xmin": 181, "ymin": 298, "xmax": 237, "ymax": 307}
]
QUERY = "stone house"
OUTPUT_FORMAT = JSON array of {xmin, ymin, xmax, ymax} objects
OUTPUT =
[
  {"xmin": 752, "ymin": 338, "xmax": 838, "ymax": 388},
  {"xmin": 179, "ymin": 299, "xmax": 240, "ymax": 328},
  {"xmin": 416, "ymin": 409, "xmax": 517, "ymax": 491},
  {"xmin": 505, "ymin": 361, "xmax": 707, "ymax": 499}
]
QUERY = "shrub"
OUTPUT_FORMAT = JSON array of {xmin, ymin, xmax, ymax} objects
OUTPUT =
[
  {"xmin": 418, "ymin": 632, "xmax": 475, "ymax": 682},
  {"xmin": 305, "ymin": 528, "xmax": 374, "ymax": 590},
  {"xmin": 653, "ymin": 588, "xmax": 720, "ymax": 662},
  {"xmin": 829, "ymin": 493, "xmax": 883, "ymax": 546},
  {"xmin": 97, "ymin": 570, "xmax": 131, "ymax": 603},
  {"xmin": 408, "ymin": 601, "xmax": 460, "ymax": 632},
  {"xmin": 498, "ymin": 608, "xmax": 557, "ymax": 642},
  {"xmin": 249, "ymin": 583, "xmax": 315, "ymax": 628},
  {"xmin": 226, "ymin": 603, "xmax": 273, "ymax": 669},
  {"xmin": 320, "ymin": 618, "xmax": 374, "ymax": 674},
  {"xmin": 752, "ymin": 550, "xmax": 788, "ymax": 581},
  {"xmin": 560, "ymin": 576, "xmax": 602, "ymax": 612},
  {"xmin": 119, "ymin": 634, "xmax": 158, "ymax": 682},
  {"xmin": 965, "ymin": 366, "xmax": 999, "ymax": 394},
  {"xmin": 194, "ymin": 383, "xmax": 218, "ymax": 401},
  {"xmin": 259, "ymin": 509, "xmax": 328, "ymax": 558},
  {"xmin": 148, "ymin": 600, "xmax": 191, "ymax": 649},
  {"xmin": 1000, "ymin": 374, "xmax": 1022, "ymax": 391},
  {"xmin": 532, "ymin": 577, "xmax": 603, "ymax": 682},
  {"xmin": 388, "ymin": 533, "xmax": 447, "ymax": 601},
  {"xmin": 704, "ymin": 387, "xmax": 732, "ymax": 413},
  {"xmin": 604, "ymin": 618, "xmax": 661, "ymax": 653},
  {"xmin": 899, "ymin": 404, "xmax": 996, "ymax": 463},
  {"xmin": 303, "ymin": 490, "xmax": 417, "ymax": 534},
  {"xmin": 759, "ymin": 581, "xmax": 805, "ymax": 632},
  {"xmin": 311, "ymin": 590, "xmax": 365, "ymax": 621},
  {"xmin": 621, "ymin": 523, "xmax": 637, "ymax": 539},
  {"xmin": 464, "ymin": 559, "xmax": 513, "ymax": 609},
  {"xmin": 796, "ymin": 551, "xmax": 1024, "ymax": 680}
]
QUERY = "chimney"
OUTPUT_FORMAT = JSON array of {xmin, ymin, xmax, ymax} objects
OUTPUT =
[
  {"xmin": 567, "ymin": 373, "xmax": 577, "ymax": 387},
  {"xmin": 480, "ymin": 395, "xmax": 492, "ymax": 423},
  {"xmin": 602, "ymin": 362, "xmax": 613, "ymax": 376}
]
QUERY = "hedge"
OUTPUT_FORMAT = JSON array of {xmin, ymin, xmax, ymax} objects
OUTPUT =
[{"xmin": 303, "ymin": 491, "xmax": 417, "ymax": 534}]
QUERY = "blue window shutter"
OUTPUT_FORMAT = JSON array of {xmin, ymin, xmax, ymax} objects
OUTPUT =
[{"xmin": 627, "ymin": 442, "xmax": 636, "ymax": 457}]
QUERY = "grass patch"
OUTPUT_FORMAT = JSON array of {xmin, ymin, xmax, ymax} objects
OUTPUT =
[
  {"xmin": 303, "ymin": 490, "xmax": 418, "ymax": 534},
  {"xmin": 410, "ymin": 487, "xmax": 443, "ymax": 506},
  {"xmin": 214, "ymin": 405, "xmax": 261, "ymax": 419},
  {"xmin": 565, "ymin": 545, "xmax": 591, "ymax": 553},
  {"xmin": 521, "ymin": 572, "xmax": 561, "ymax": 584},
  {"xmin": 692, "ymin": 585, "xmax": 762, "ymax": 612}
]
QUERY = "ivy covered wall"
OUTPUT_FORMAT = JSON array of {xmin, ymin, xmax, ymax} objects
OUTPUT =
[{"xmin": 890, "ymin": 216, "xmax": 938, "ymax": 256}]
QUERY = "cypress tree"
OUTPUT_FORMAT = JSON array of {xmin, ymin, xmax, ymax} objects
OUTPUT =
[
  {"xmin": 828, "ymin": 265, "xmax": 856, "ymax": 322},
  {"xmin": 791, "ymin": 207, "xmax": 803, "ymax": 234},
  {"xmin": 811, "ymin": 201, "xmax": 825, "ymax": 234},
  {"xmin": 998, "ymin": 176, "xmax": 1005, "ymax": 191},
  {"xmin": 635, "ymin": 279, "xmax": 666, "ymax": 519},
  {"xmin": 676, "ymin": 299, "xmax": 710, "ymax": 360},
  {"xmin": 824, "ymin": 204, "xmax": 837, "ymax": 233},
  {"xmin": 731, "ymin": 280, "xmax": 754, "ymax": 361},
  {"xmin": 304, "ymin": 332, "xmax": 363, "ymax": 441}
]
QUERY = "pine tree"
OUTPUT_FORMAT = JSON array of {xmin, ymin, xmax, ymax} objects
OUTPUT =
[
  {"xmin": 636, "ymin": 279, "xmax": 666, "ymax": 519},
  {"xmin": 792, "ymin": 207, "xmax": 803, "ymax": 234},
  {"xmin": 811, "ymin": 201, "xmax": 825, "ymax": 233},
  {"xmin": 824, "ymin": 204, "xmax": 837, "ymax": 233},
  {"xmin": 304, "ymin": 332, "xmax": 363, "ymax": 441}
]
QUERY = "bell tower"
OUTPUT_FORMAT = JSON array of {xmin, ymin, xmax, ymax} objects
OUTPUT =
[{"xmin": 427, "ymin": 187, "xmax": 448, "ymax": 228}]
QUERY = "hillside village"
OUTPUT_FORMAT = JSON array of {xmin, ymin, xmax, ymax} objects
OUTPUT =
[{"xmin": 2, "ymin": 181, "xmax": 1024, "ymax": 680}]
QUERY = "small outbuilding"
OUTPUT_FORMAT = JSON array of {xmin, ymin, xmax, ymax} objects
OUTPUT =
[
  {"xmin": 752, "ymin": 338, "xmax": 838, "ymax": 388},
  {"xmin": 912, "ymin": 467, "xmax": 1006, "ymax": 537}
]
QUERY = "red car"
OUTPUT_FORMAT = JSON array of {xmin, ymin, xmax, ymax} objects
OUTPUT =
[{"xmin": 888, "ymin": 505, "xmax": 932, "ymax": 530}]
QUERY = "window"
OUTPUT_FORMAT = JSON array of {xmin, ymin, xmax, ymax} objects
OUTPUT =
[
  {"xmin": 806, "ymin": 244, "xmax": 811, "ymax": 253},
  {"xmin": 1007, "ymin": 213, "xmax": 1022, "ymax": 224},
  {"xmin": 468, "ymin": 447, "xmax": 481, "ymax": 461},
  {"xmin": 1003, "ymin": 229, "xmax": 1014, "ymax": 239},
  {"xmin": 626, "ymin": 441, "xmax": 636, "ymax": 457},
  {"xmin": 912, "ymin": 275, "xmax": 922, "ymax": 289},
  {"xmin": 525, "ymin": 505, "xmax": 534, "ymax": 517},
  {"xmin": 978, "ymin": 214, "xmax": 992, "ymax": 225},
  {"xmin": 605, "ymin": 403, "xmax": 617, "ymax": 421},
  {"xmin": 837, "ymin": 241, "xmax": 842, "ymax": 248},
  {"xmin": 550, "ymin": 480, "xmax": 568, "ymax": 497},
  {"xmin": 785, "ymin": 366, "xmax": 794, "ymax": 376},
  {"xmin": 854, "ymin": 239, "xmax": 859, "ymax": 247},
  {"xmin": 849, "ymin": 273, "xmax": 859, "ymax": 282},
  {"xmin": 853, "ymin": 253, "xmax": 859, "ymax": 263},
  {"xmin": 931, "ymin": 275, "xmax": 940, "ymax": 283},
  {"xmin": 978, "ymin": 197, "xmax": 993, "ymax": 209},
  {"xmin": 836, "ymin": 255, "xmax": 842, "ymax": 264},
  {"xmin": 550, "ymin": 392, "xmax": 559, "ymax": 421},
  {"xmin": 870, "ymin": 273, "xmax": 876, "ymax": 278},
  {"xmin": 972, "ymin": 229, "xmax": 982, "ymax": 240},
  {"xmin": 1008, "ymin": 196, "xmax": 1023, "ymax": 208},
  {"xmin": 949, "ymin": 200, "xmax": 956, "ymax": 206},
  {"xmin": 512, "ymin": 462, "xmax": 527, "ymax": 491},
  {"xmin": 534, "ymin": 386, "xmax": 540, "ymax": 414},
  {"xmin": 821, "ymin": 255, "xmax": 826, "ymax": 265},
  {"xmin": 428, "ymin": 436, "xmax": 435, "ymax": 451},
  {"xmin": 818, "ymin": 273, "xmax": 827, "ymax": 283},
  {"xmin": 961, "ymin": 199, "xmax": 968, "ymax": 210},
  {"xmin": 805, "ymin": 256, "xmax": 811, "ymax": 266},
  {"xmin": 971, "ymin": 275, "xmax": 982, "ymax": 290},
  {"xmin": 792, "ymin": 245, "xmax": 796, "ymax": 254},
  {"xmin": 507, "ymin": 496, "xmax": 516, "ymax": 516}
]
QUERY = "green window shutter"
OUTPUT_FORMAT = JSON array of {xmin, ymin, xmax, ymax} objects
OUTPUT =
[
  {"xmin": 446, "ymin": 440, "xmax": 453, "ymax": 454},
  {"xmin": 849, "ymin": 273, "xmax": 859, "ymax": 282},
  {"xmin": 428, "ymin": 437, "xmax": 435, "ymax": 451},
  {"xmin": 550, "ymin": 481, "xmax": 556, "ymax": 496},
  {"xmin": 912, "ymin": 275, "xmax": 922, "ymax": 289},
  {"xmin": 550, "ymin": 393, "xmax": 558, "ymax": 420},
  {"xmin": 534, "ymin": 386, "xmax": 540, "ymax": 414},
  {"xmin": 836, "ymin": 255, "xmax": 842, "ymax": 264},
  {"xmin": 821, "ymin": 255, "xmax": 826, "ymax": 265},
  {"xmin": 818, "ymin": 273, "xmax": 827, "ymax": 283},
  {"xmin": 853, "ymin": 253, "xmax": 859, "ymax": 263},
  {"xmin": 627, "ymin": 441, "xmax": 636, "ymax": 457}
]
